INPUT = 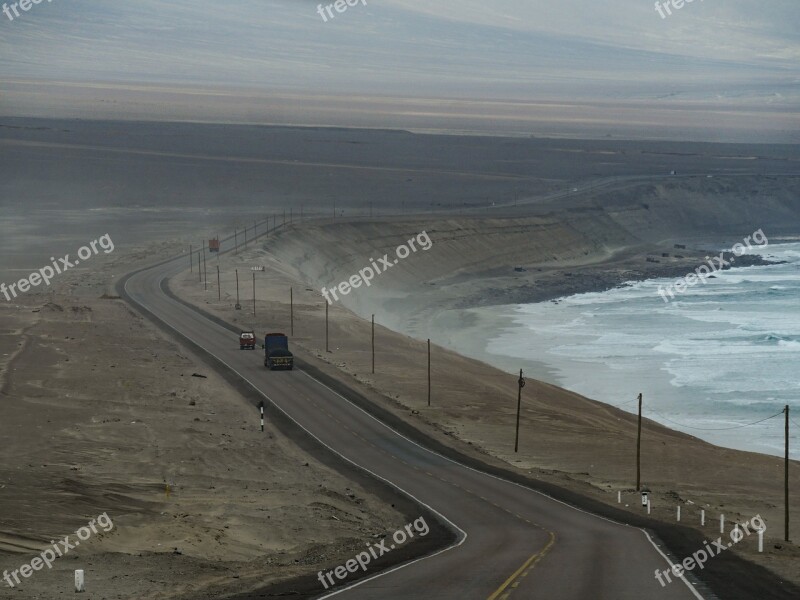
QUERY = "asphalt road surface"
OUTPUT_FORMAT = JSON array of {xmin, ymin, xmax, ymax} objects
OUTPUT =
[{"xmin": 121, "ymin": 231, "xmax": 705, "ymax": 600}]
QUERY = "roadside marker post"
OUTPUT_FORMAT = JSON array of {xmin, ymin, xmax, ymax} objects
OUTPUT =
[
  {"xmin": 732, "ymin": 523, "xmax": 742, "ymax": 543},
  {"xmin": 259, "ymin": 400, "xmax": 264, "ymax": 432},
  {"xmin": 75, "ymin": 569, "xmax": 85, "ymax": 593},
  {"xmin": 720, "ymin": 514, "xmax": 725, "ymax": 534},
  {"xmin": 701, "ymin": 509, "xmax": 705, "ymax": 526}
]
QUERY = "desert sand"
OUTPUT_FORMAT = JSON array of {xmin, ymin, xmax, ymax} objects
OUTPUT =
[
  {"xmin": 2, "ymin": 119, "xmax": 799, "ymax": 598},
  {"xmin": 169, "ymin": 190, "xmax": 800, "ymax": 590}
]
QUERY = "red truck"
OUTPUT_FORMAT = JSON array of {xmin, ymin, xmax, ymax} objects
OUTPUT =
[
  {"xmin": 209, "ymin": 238, "xmax": 220, "ymax": 253},
  {"xmin": 239, "ymin": 330, "xmax": 256, "ymax": 350}
]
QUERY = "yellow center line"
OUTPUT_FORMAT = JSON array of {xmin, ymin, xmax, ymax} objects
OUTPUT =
[{"xmin": 486, "ymin": 531, "xmax": 556, "ymax": 600}]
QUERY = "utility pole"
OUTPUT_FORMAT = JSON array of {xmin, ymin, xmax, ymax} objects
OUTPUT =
[
  {"xmin": 636, "ymin": 393, "xmax": 643, "ymax": 491},
  {"xmin": 235, "ymin": 269, "xmax": 240, "ymax": 310},
  {"xmin": 198, "ymin": 248, "xmax": 202, "ymax": 282},
  {"xmin": 252, "ymin": 272, "xmax": 256, "ymax": 316},
  {"xmin": 371, "ymin": 314, "xmax": 375, "ymax": 374},
  {"xmin": 290, "ymin": 287, "xmax": 294, "ymax": 336},
  {"xmin": 190, "ymin": 245, "xmax": 193, "ymax": 272},
  {"xmin": 216, "ymin": 266, "xmax": 220, "ymax": 301},
  {"xmin": 786, "ymin": 404, "xmax": 791, "ymax": 542},
  {"xmin": 203, "ymin": 248, "xmax": 207, "ymax": 290},
  {"xmin": 325, "ymin": 302, "xmax": 329, "ymax": 352},
  {"xmin": 427, "ymin": 339, "xmax": 431, "ymax": 406},
  {"xmin": 514, "ymin": 370, "xmax": 525, "ymax": 453},
  {"xmin": 234, "ymin": 229, "xmax": 238, "ymax": 255}
]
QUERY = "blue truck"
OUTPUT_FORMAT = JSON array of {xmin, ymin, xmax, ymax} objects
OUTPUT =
[{"xmin": 264, "ymin": 333, "xmax": 294, "ymax": 370}]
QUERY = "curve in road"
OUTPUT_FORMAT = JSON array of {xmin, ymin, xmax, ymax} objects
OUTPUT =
[{"xmin": 119, "ymin": 225, "xmax": 710, "ymax": 600}]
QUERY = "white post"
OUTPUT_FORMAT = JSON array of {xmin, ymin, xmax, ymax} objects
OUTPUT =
[
  {"xmin": 677, "ymin": 506, "xmax": 681, "ymax": 521},
  {"xmin": 701, "ymin": 509, "xmax": 705, "ymax": 526},
  {"xmin": 617, "ymin": 491, "xmax": 621, "ymax": 504},
  {"xmin": 758, "ymin": 528, "xmax": 764, "ymax": 553},
  {"xmin": 75, "ymin": 570, "xmax": 85, "ymax": 593},
  {"xmin": 647, "ymin": 499, "xmax": 651, "ymax": 515},
  {"xmin": 732, "ymin": 523, "xmax": 742, "ymax": 544},
  {"xmin": 720, "ymin": 514, "xmax": 725, "ymax": 534}
]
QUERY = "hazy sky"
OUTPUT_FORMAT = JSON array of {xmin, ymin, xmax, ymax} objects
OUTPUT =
[{"xmin": 0, "ymin": 0, "xmax": 797, "ymax": 139}]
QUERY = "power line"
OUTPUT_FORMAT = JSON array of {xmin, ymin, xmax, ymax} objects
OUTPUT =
[
  {"xmin": 606, "ymin": 397, "xmax": 639, "ymax": 409},
  {"xmin": 643, "ymin": 408, "xmax": 785, "ymax": 432}
]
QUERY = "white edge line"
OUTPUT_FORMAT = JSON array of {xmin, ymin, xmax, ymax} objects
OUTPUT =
[
  {"xmin": 125, "ymin": 273, "xmax": 468, "ymax": 599},
  {"xmin": 299, "ymin": 362, "xmax": 707, "ymax": 599},
  {"xmin": 300, "ymin": 369, "xmax": 630, "ymax": 528},
  {"xmin": 643, "ymin": 530, "xmax": 706, "ymax": 600},
  {"xmin": 130, "ymin": 263, "xmax": 704, "ymax": 600}
]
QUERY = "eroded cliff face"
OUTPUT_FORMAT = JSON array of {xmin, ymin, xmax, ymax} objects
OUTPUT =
[{"xmin": 262, "ymin": 175, "xmax": 800, "ymax": 324}]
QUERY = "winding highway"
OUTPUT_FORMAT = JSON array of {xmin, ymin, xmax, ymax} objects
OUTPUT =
[{"xmin": 120, "ymin": 228, "xmax": 705, "ymax": 600}]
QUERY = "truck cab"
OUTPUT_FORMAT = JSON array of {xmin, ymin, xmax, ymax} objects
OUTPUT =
[{"xmin": 264, "ymin": 333, "xmax": 294, "ymax": 370}]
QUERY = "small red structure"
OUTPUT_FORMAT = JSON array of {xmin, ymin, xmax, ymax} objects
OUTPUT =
[{"xmin": 209, "ymin": 238, "xmax": 220, "ymax": 252}]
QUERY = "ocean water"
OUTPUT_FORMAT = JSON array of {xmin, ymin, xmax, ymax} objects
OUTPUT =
[{"xmin": 485, "ymin": 243, "xmax": 800, "ymax": 459}]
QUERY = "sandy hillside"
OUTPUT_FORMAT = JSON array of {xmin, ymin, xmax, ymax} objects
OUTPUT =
[
  {"xmin": 0, "ymin": 242, "xmax": 408, "ymax": 600},
  {"xmin": 171, "ymin": 184, "xmax": 800, "ymax": 588}
]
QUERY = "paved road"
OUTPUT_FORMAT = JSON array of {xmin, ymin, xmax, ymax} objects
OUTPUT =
[{"xmin": 122, "ymin": 232, "xmax": 704, "ymax": 600}]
